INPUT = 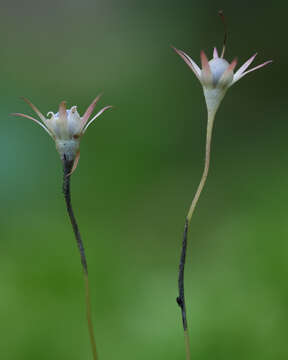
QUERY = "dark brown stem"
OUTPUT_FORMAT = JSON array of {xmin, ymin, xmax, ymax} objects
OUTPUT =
[
  {"xmin": 63, "ymin": 159, "xmax": 88, "ymax": 273},
  {"xmin": 177, "ymin": 219, "xmax": 191, "ymax": 360},
  {"xmin": 62, "ymin": 158, "xmax": 98, "ymax": 360},
  {"xmin": 177, "ymin": 219, "xmax": 189, "ymax": 331}
]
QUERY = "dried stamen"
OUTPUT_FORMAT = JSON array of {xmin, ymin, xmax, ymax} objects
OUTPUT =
[{"xmin": 218, "ymin": 10, "xmax": 227, "ymax": 58}]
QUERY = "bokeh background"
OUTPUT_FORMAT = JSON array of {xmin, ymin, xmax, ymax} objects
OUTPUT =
[{"xmin": 0, "ymin": 0, "xmax": 286, "ymax": 359}]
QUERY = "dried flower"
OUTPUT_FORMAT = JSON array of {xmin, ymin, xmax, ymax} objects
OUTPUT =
[
  {"xmin": 13, "ymin": 96, "xmax": 112, "ymax": 173},
  {"xmin": 12, "ymin": 95, "xmax": 112, "ymax": 360}
]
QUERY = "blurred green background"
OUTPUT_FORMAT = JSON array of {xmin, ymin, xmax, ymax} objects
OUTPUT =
[{"xmin": 0, "ymin": 0, "xmax": 285, "ymax": 359}]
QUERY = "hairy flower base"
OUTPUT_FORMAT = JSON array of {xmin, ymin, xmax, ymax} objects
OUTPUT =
[{"xmin": 56, "ymin": 139, "xmax": 80, "ymax": 162}]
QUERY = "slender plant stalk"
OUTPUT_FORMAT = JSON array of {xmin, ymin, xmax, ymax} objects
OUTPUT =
[
  {"xmin": 63, "ymin": 159, "xmax": 98, "ymax": 360},
  {"xmin": 177, "ymin": 112, "xmax": 215, "ymax": 360}
]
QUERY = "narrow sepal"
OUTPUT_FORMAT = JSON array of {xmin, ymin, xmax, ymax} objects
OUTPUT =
[
  {"xmin": 81, "ymin": 94, "xmax": 102, "ymax": 127},
  {"xmin": 237, "ymin": 60, "xmax": 272, "ymax": 80},
  {"xmin": 228, "ymin": 58, "xmax": 238, "ymax": 71},
  {"xmin": 59, "ymin": 101, "xmax": 67, "ymax": 119},
  {"xmin": 200, "ymin": 50, "xmax": 213, "ymax": 86},
  {"xmin": 213, "ymin": 47, "xmax": 219, "ymax": 59},
  {"xmin": 219, "ymin": 58, "xmax": 237, "ymax": 87},
  {"xmin": 11, "ymin": 113, "xmax": 54, "ymax": 137},
  {"xmin": 21, "ymin": 97, "xmax": 47, "ymax": 124},
  {"xmin": 172, "ymin": 46, "xmax": 201, "ymax": 79},
  {"xmin": 66, "ymin": 151, "xmax": 80, "ymax": 176},
  {"xmin": 233, "ymin": 53, "xmax": 257, "ymax": 83},
  {"xmin": 83, "ymin": 106, "xmax": 113, "ymax": 133}
]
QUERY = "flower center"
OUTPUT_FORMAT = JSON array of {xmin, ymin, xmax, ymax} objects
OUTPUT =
[{"xmin": 208, "ymin": 58, "xmax": 230, "ymax": 85}]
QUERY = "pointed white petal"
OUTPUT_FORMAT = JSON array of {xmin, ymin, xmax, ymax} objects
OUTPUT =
[
  {"xmin": 233, "ymin": 53, "xmax": 257, "ymax": 83},
  {"xmin": 21, "ymin": 97, "xmax": 47, "ymax": 124},
  {"xmin": 219, "ymin": 58, "xmax": 237, "ymax": 87},
  {"xmin": 83, "ymin": 106, "xmax": 112, "ymax": 133},
  {"xmin": 12, "ymin": 113, "xmax": 54, "ymax": 137},
  {"xmin": 200, "ymin": 50, "xmax": 213, "ymax": 86},
  {"xmin": 172, "ymin": 46, "xmax": 201, "ymax": 79},
  {"xmin": 232, "ymin": 60, "xmax": 272, "ymax": 84},
  {"xmin": 81, "ymin": 94, "xmax": 102, "ymax": 127},
  {"xmin": 213, "ymin": 47, "xmax": 219, "ymax": 59}
]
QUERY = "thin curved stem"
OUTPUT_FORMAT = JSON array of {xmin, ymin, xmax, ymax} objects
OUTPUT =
[
  {"xmin": 187, "ymin": 113, "xmax": 215, "ymax": 223},
  {"xmin": 177, "ymin": 112, "xmax": 216, "ymax": 360},
  {"xmin": 63, "ymin": 159, "xmax": 98, "ymax": 360},
  {"xmin": 85, "ymin": 273, "xmax": 98, "ymax": 360}
]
